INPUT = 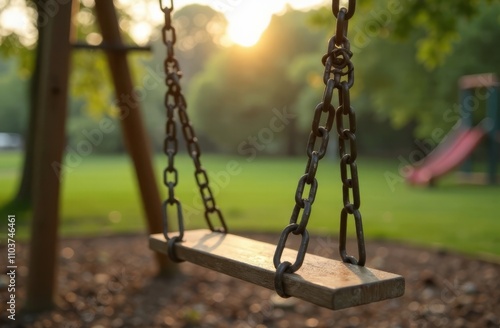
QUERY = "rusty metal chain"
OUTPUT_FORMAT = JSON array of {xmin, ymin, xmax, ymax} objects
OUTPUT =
[
  {"xmin": 273, "ymin": 0, "xmax": 365, "ymax": 298},
  {"xmin": 160, "ymin": 0, "xmax": 228, "ymax": 262},
  {"xmin": 328, "ymin": 0, "xmax": 366, "ymax": 267}
]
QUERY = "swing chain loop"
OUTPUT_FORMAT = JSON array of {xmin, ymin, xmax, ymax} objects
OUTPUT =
[
  {"xmin": 160, "ymin": 0, "xmax": 228, "ymax": 259},
  {"xmin": 205, "ymin": 208, "xmax": 228, "ymax": 233},
  {"xmin": 306, "ymin": 127, "xmax": 330, "ymax": 160},
  {"xmin": 273, "ymin": 224, "xmax": 310, "ymax": 297},
  {"xmin": 294, "ymin": 175, "xmax": 318, "ymax": 208},
  {"xmin": 334, "ymin": 7, "xmax": 348, "ymax": 47},
  {"xmin": 162, "ymin": 199, "xmax": 184, "ymax": 242},
  {"xmin": 289, "ymin": 201, "xmax": 312, "ymax": 236},
  {"xmin": 274, "ymin": 261, "xmax": 292, "ymax": 298},
  {"xmin": 322, "ymin": 37, "xmax": 354, "ymax": 86},
  {"xmin": 339, "ymin": 208, "xmax": 366, "ymax": 265}
]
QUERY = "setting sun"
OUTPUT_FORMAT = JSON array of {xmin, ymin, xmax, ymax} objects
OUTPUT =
[
  {"xmin": 225, "ymin": 8, "xmax": 272, "ymax": 47},
  {"xmin": 226, "ymin": 19, "xmax": 268, "ymax": 47},
  {"xmin": 221, "ymin": 0, "xmax": 325, "ymax": 47}
]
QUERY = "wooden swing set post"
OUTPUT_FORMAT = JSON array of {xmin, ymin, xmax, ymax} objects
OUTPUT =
[{"xmin": 25, "ymin": 0, "xmax": 73, "ymax": 312}]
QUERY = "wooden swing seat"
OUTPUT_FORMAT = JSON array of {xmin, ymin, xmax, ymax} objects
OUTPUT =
[{"xmin": 149, "ymin": 229, "xmax": 404, "ymax": 310}]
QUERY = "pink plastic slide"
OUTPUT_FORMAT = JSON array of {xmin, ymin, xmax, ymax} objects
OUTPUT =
[{"xmin": 406, "ymin": 127, "xmax": 486, "ymax": 185}]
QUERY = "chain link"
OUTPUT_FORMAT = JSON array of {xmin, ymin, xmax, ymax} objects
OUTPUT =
[
  {"xmin": 273, "ymin": 0, "xmax": 365, "ymax": 297},
  {"xmin": 160, "ymin": 1, "xmax": 228, "ymax": 262}
]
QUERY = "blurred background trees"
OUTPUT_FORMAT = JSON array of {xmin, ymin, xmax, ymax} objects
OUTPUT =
[{"xmin": 1, "ymin": 0, "xmax": 499, "ymax": 156}]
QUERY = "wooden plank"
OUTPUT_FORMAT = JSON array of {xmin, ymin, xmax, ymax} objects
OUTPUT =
[{"xmin": 150, "ymin": 229, "xmax": 405, "ymax": 310}]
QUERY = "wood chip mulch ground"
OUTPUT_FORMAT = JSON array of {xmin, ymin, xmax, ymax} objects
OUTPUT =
[{"xmin": 1, "ymin": 233, "xmax": 499, "ymax": 328}]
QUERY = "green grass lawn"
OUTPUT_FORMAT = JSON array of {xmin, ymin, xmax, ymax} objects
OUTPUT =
[{"xmin": 1, "ymin": 151, "xmax": 499, "ymax": 258}]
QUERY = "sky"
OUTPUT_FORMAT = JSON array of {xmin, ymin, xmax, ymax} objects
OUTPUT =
[
  {"xmin": 120, "ymin": 0, "xmax": 328, "ymax": 46},
  {"xmin": 0, "ymin": 0, "xmax": 328, "ymax": 48},
  {"xmin": 203, "ymin": 0, "xmax": 327, "ymax": 46}
]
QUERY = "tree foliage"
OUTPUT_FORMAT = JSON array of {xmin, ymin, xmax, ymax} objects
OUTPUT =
[
  {"xmin": 0, "ymin": 59, "xmax": 28, "ymax": 133},
  {"xmin": 188, "ymin": 10, "xmax": 324, "ymax": 154},
  {"xmin": 311, "ymin": 0, "xmax": 498, "ymax": 69},
  {"xmin": 390, "ymin": 0, "xmax": 497, "ymax": 69},
  {"xmin": 354, "ymin": 1, "xmax": 500, "ymax": 137},
  {"xmin": 2, "ymin": 1, "xmax": 500, "ymax": 154}
]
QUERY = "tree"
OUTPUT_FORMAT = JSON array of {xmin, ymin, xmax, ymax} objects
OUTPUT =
[
  {"xmin": 138, "ymin": 4, "xmax": 228, "ymax": 152},
  {"xmin": 188, "ymin": 9, "xmax": 324, "ymax": 155},
  {"xmin": 353, "ymin": 1, "xmax": 500, "ymax": 138},
  {"xmin": 5, "ymin": 0, "xmax": 44, "ymax": 208},
  {"xmin": 0, "ymin": 60, "xmax": 28, "ymax": 134},
  {"xmin": 171, "ymin": 4, "xmax": 228, "ymax": 80},
  {"xmin": 310, "ymin": 0, "xmax": 497, "ymax": 68},
  {"xmin": 186, "ymin": 1, "xmax": 500, "ymax": 154}
]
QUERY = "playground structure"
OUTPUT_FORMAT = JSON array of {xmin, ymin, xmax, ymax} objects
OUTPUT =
[{"xmin": 407, "ymin": 73, "xmax": 499, "ymax": 186}]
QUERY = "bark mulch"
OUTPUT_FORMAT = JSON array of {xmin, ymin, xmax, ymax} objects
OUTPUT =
[{"xmin": 1, "ymin": 233, "xmax": 499, "ymax": 327}]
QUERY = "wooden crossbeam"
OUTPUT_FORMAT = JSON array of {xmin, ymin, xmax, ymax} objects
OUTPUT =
[
  {"xmin": 71, "ymin": 41, "xmax": 152, "ymax": 52},
  {"xmin": 149, "ymin": 229, "xmax": 405, "ymax": 310}
]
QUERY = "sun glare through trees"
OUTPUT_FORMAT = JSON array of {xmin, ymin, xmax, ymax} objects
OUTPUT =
[{"xmin": 0, "ymin": 0, "xmax": 327, "ymax": 48}]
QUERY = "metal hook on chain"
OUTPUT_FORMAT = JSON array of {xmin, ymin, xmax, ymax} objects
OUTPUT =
[
  {"xmin": 332, "ymin": 0, "xmax": 356, "ymax": 19},
  {"xmin": 159, "ymin": 0, "xmax": 174, "ymax": 12}
]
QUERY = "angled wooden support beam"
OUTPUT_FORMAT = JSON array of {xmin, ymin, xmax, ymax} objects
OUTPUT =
[
  {"xmin": 93, "ymin": 0, "xmax": 171, "ymax": 274},
  {"xmin": 71, "ymin": 41, "xmax": 152, "ymax": 52}
]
